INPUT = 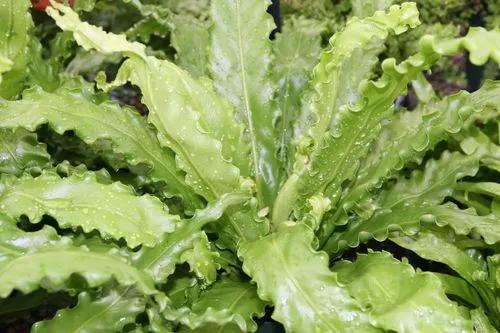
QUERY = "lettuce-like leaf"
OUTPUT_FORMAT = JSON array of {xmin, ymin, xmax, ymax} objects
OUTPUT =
[
  {"xmin": 0, "ymin": 80, "xmax": 202, "ymax": 210},
  {"xmin": 0, "ymin": 170, "xmax": 181, "ymax": 248},
  {"xmin": 275, "ymin": 22, "xmax": 500, "ymax": 225},
  {"xmin": 47, "ymin": 3, "xmax": 245, "ymax": 202},
  {"xmin": 391, "ymin": 227, "xmax": 499, "ymax": 322},
  {"xmin": 170, "ymin": 278, "xmax": 266, "ymax": 332},
  {"xmin": 331, "ymin": 203, "xmax": 500, "ymax": 253},
  {"xmin": 170, "ymin": 14, "xmax": 210, "ymax": 78},
  {"xmin": 0, "ymin": 0, "xmax": 31, "ymax": 98},
  {"xmin": 273, "ymin": 3, "xmax": 421, "ymax": 223},
  {"xmin": 471, "ymin": 308, "xmax": 497, "ymax": 333},
  {"xmin": 334, "ymin": 251, "xmax": 473, "ymax": 332},
  {"xmin": 32, "ymin": 288, "xmax": 145, "ymax": 333},
  {"xmin": 134, "ymin": 193, "xmax": 249, "ymax": 283},
  {"xmin": 209, "ymin": 0, "xmax": 279, "ymax": 207},
  {"xmin": 180, "ymin": 233, "xmax": 220, "ymax": 285},
  {"xmin": 337, "ymin": 81, "xmax": 500, "ymax": 222},
  {"xmin": 47, "ymin": 4, "xmax": 265, "ymax": 248},
  {"xmin": 325, "ymin": 150, "xmax": 483, "ymax": 252},
  {"xmin": 239, "ymin": 223, "xmax": 379, "ymax": 332},
  {"xmin": 0, "ymin": 214, "xmax": 155, "ymax": 298},
  {"xmin": 273, "ymin": 17, "xmax": 325, "ymax": 176},
  {"xmin": 0, "ymin": 128, "xmax": 50, "ymax": 176}
]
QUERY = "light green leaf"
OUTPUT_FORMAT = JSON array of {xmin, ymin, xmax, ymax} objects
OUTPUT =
[
  {"xmin": 391, "ymin": 228, "xmax": 488, "ymax": 283},
  {"xmin": 32, "ymin": 194, "xmax": 246, "ymax": 333},
  {"xmin": 180, "ymin": 233, "xmax": 220, "ymax": 285},
  {"xmin": 273, "ymin": 17, "xmax": 325, "ymax": 175},
  {"xmin": 411, "ymin": 72, "xmax": 437, "ymax": 103},
  {"xmin": 170, "ymin": 14, "xmax": 210, "ymax": 78},
  {"xmin": 434, "ymin": 273, "xmax": 483, "ymax": 308},
  {"xmin": 32, "ymin": 288, "xmax": 145, "ymax": 333},
  {"xmin": 47, "ymin": 3, "xmax": 247, "ymax": 202},
  {"xmin": 0, "ymin": 80, "xmax": 202, "ymax": 211},
  {"xmin": 351, "ymin": 0, "xmax": 394, "ymax": 18},
  {"xmin": 134, "ymin": 193, "xmax": 250, "ymax": 283},
  {"xmin": 303, "ymin": 3, "xmax": 420, "ymax": 144},
  {"xmin": 323, "ymin": 149, "xmax": 482, "ymax": 251},
  {"xmin": 378, "ymin": 151, "xmax": 480, "ymax": 208},
  {"xmin": 0, "ymin": 128, "xmax": 50, "ymax": 176},
  {"xmin": 391, "ymin": 227, "xmax": 498, "ymax": 320},
  {"xmin": 456, "ymin": 182, "xmax": 500, "ymax": 199},
  {"xmin": 0, "ymin": 170, "xmax": 181, "ymax": 248},
  {"xmin": 275, "ymin": 25, "xmax": 500, "ymax": 225},
  {"xmin": 435, "ymin": 27, "xmax": 500, "ymax": 65},
  {"xmin": 330, "ymin": 202, "xmax": 500, "ymax": 253},
  {"xmin": 340, "ymin": 81, "xmax": 500, "ymax": 221},
  {"xmin": 0, "ymin": 55, "xmax": 13, "ymax": 84},
  {"xmin": 209, "ymin": 0, "xmax": 279, "ymax": 207},
  {"xmin": 273, "ymin": 3, "xmax": 422, "ymax": 223},
  {"xmin": 239, "ymin": 223, "xmax": 379, "ymax": 333},
  {"xmin": 0, "ymin": 212, "xmax": 152, "ymax": 301},
  {"xmin": 459, "ymin": 127, "xmax": 500, "ymax": 173},
  {"xmin": 333, "ymin": 251, "xmax": 473, "ymax": 332},
  {"xmin": 48, "ymin": 3, "xmax": 266, "ymax": 248},
  {"xmin": 0, "ymin": 222, "xmax": 155, "ymax": 297},
  {"xmin": 493, "ymin": 199, "xmax": 500, "ymax": 217},
  {"xmin": 0, "ymin": 213, "xmax": 64, "ymax": 254},
  {"xmin": 471, "ymin": 308, "xmax": 498, "ymax": 333},
  {"xmin": 171, "ymin": 278, "xmax": 266, "ymax": 332},
  {"xmin": 0, "ymin": 0, "xmax": 31, "ymax": 99},
  {"xmin": 0, "ymin": 245, "xmax": 156, "ymax": 296}
]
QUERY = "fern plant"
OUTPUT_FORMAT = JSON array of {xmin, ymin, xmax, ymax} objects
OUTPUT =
[{"xmin": 0, "ymin": 0, "xmax": 499, "ymax": 332}]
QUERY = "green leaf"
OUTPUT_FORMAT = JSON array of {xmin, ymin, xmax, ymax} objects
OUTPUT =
[
  {"xmin": 27, "ymin": 32, "xmax": 75, "ymax": 92},
  {"xmin": 333, "ymin": 251, "xmax": 473, "ymax": 332},
  {"xmin": 338, "ymin": 82, "xmax": 500, "ymax": 222},
  {"xmin": 0, "ymin": 0, "xmax": 32, "ymax": 99},
  {"xmin": 171, "ymin": 278, "xmax": 266, "ymax": 332},
  {"xmin": 324, "ymin": 149, "xmax": 482, "ymax": 252},
  {"xmin": 134, "ymin": 193, "xmax": 250, "ymax": 283},
  {"xmin": 32, "ymin": 288, "xmax": 145, "ymax": 333},
  {"xmin": 170, "ymin": 15, "xmax": 210, "ymax": 78},
  {"xmin": 273, "ymin": 17, "xmax": 325, "ymax": 175},
  {"xmin": 331, "ymin": 202, "xmax": 500, "ymax": 253},
  {"xmin": 47, "ymin": 3, "xmax": 247, "ymax": 203},
  {"xmin": 391, "ymin": 227, "xmax": 499, "ymax": 320},
  {"xmin": 165, "ymin": 277, "xmax": 199, "ymax": 309},
  {"xmin": 411, "ymin": 72, "xmax": 437, "ymax": 103},
  {"xmin": 471, "ymin": 308, "xmax": 498, "ymax": 333},
  {"xmin": 0, "ymin": 170, "xmax": 181, "ymax": 248},
  {"xmin": 391, "ymin": 228, "xmax": 488, "ymax": 284},
  {"xmin": 34, "ymin": 194, "xmax": 247, "ymax": 333},
  {"xmin": 239, "ymin": 223, "xmax": 379, "ymax": 333},
  {"xmin": 377, "ymin": 151, "xmax": 481, "ymax": 208},
  {"xmin": 0, "ymin": 80, "xmax": 202, "ymax": 211},
  {"xmin": 351, "ymin": 0, "xmax": 394, "ymax": 18},
  {"xmin": 435, "ymin": 27, "xmax": 500, "ymax": 65},
  {"xmin": 275, "ymin": 25, "xmax": 500, "ymax": 225},
  {"xmin": 459, "ymin": 127, "xmax": 500, "ymax": 173},
  {"xmin": 273, "ymin": 3, "xmax": 422, "ymax": 223},
  {"xmin": 209, "ymin": 0, "xmax": 279, "ymax": 207},
  {"xmin": 303, "ymin": 3, "xmax": 420, "ymax": 145},
  {"xmin": 0, "ymin": 128, "xmax": 50, "ymax": 176},
  {"xmin": 180, "ymin": 233, "xmax": 220, "ymax": 286},
  {"xmin": 0, "ymin": 213, "xmax": 63, "ymax": 253},
  {"xmin": 0, "ymin": 220, "xmax": 155, "ymax": 297},
  {"xmin": 48, "ymin": 4, "xmax": 267, "ymax": 248},
  {"xmin": 434, "ymin": 273, "xmax": 483, "ymax": 308},
  {"xmin": 456, "ymin": 182, "xmax": 500, "ymax": 199}
]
